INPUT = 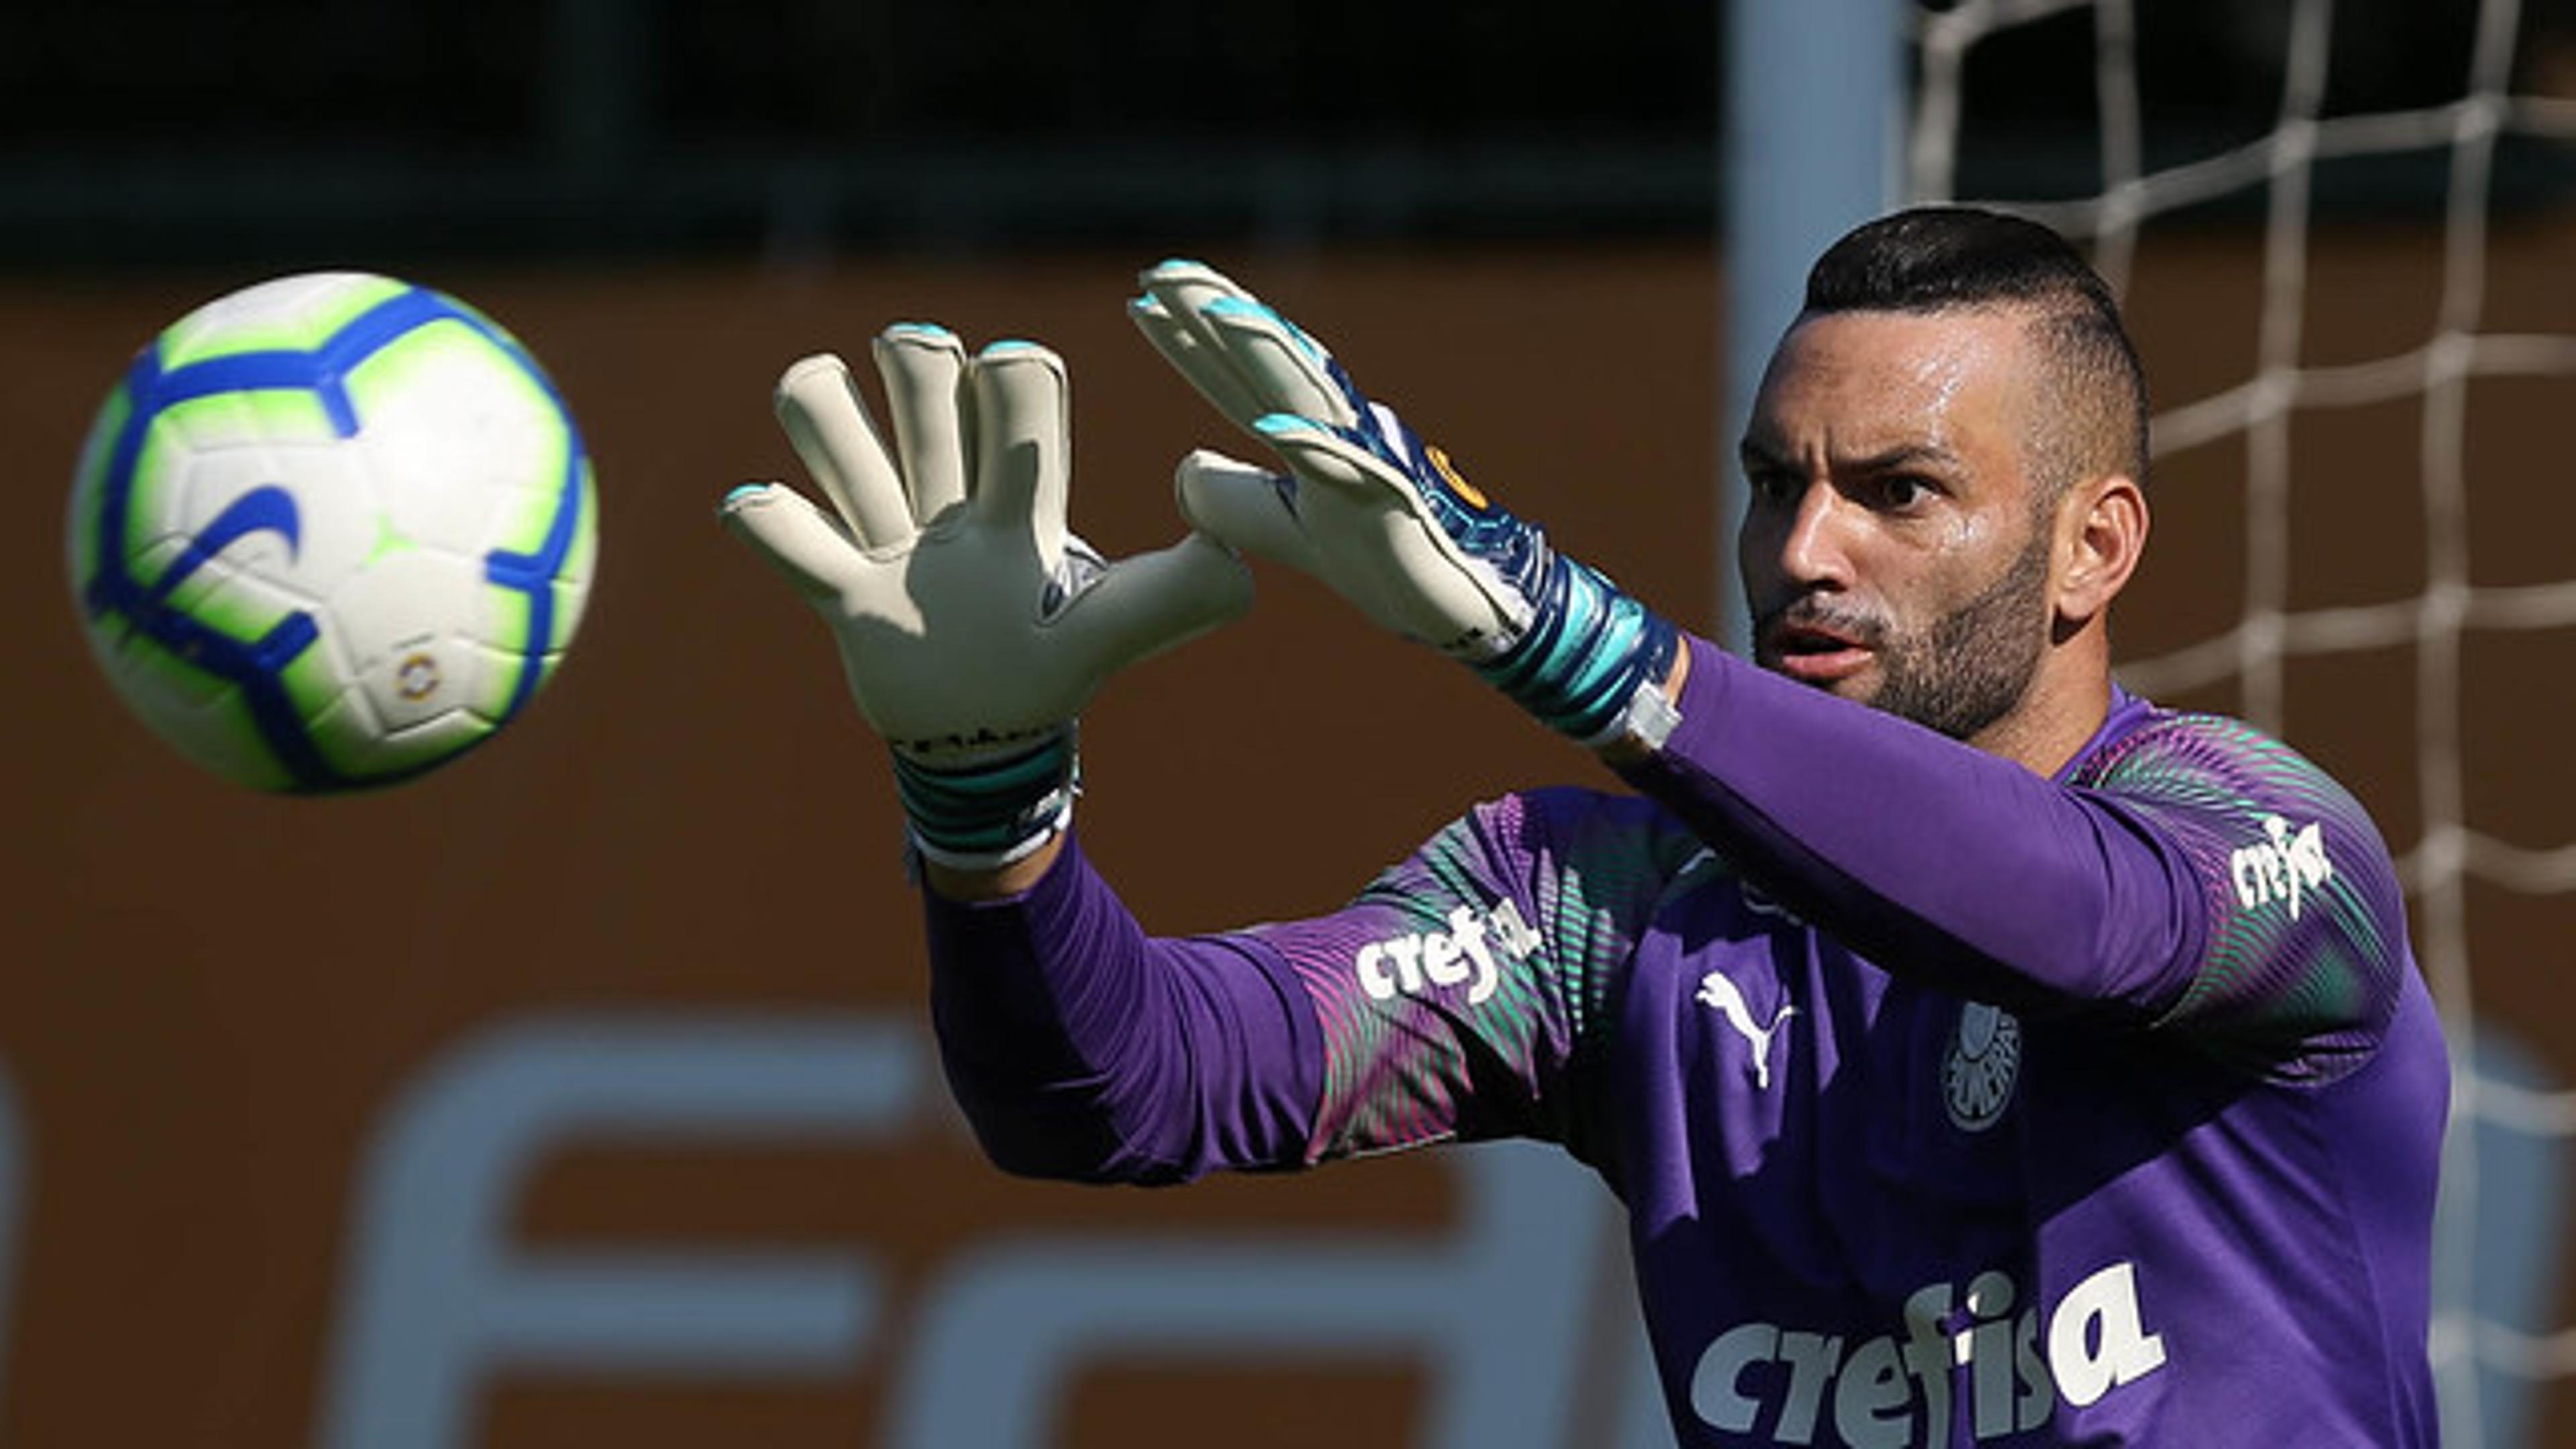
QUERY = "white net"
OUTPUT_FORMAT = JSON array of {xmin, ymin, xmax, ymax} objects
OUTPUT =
[{"xmin": 1907, "ymin": 1, "xmax": 2576, "ymax": 1443}]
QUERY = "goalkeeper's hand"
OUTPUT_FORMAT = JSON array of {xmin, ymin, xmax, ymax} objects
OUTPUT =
[
  {"xmin": 1129, "ymin": 261, "xmax": 1682, "ymax": 751},
  {"xmin": 720, "ymin": 325, "xmax": 1250, "ymax": 869}
]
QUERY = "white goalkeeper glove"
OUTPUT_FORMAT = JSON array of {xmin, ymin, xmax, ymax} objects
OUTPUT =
[
  {"xmin": 720, "ymin": 325, "xmax": 1251, "ymax": 868},
  {"xmin": 1130, "ymin": 260, "xmax": 1681, "ymax": 750}
]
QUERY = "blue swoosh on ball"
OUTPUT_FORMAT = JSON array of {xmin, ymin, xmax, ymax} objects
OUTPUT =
[{"xmin": 142, "ymin": 484, "xmax": 301, "ymax": 611}]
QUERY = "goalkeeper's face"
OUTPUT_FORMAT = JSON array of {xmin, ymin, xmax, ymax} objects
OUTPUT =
[{"xmin": 1737, "ymin": 307, "xmax": 2070, "ymax": 746}]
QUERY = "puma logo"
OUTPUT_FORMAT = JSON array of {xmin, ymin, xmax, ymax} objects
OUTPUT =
[{"xmin": 1695, "ymin": 970, "xmax": 1798, "ymax": 1091}]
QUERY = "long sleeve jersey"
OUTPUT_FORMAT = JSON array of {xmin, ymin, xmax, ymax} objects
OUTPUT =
[{"xmin": 921, "ymin": 636, "xmax": 2447, "ymax": 1447}]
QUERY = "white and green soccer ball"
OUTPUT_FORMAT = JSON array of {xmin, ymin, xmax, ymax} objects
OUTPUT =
[{"xmin": 66, "ymin": 272, "xmax": 598, "ymax": 792}]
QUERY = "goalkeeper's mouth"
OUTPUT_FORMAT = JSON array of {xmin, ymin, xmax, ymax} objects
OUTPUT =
[{"xmin": 1758, "ymin": 619, "xmax": 1876, "ymax": 686}]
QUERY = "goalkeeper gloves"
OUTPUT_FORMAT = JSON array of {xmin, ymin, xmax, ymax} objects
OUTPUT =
[
  {"xmin": 720, "ymin": 325, "xmax": 1250, "ymax": 869},
  {"xmin": 1130, "ymin": 261, "xmax": 1681, "ymax": 751}
]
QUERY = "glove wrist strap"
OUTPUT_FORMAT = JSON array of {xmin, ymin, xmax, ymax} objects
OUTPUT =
[
  {"xmin": 891, "ymin": 726, "xmax": 1080, "ymax": 871},
  {"xmin": 1473, "ymin": 551, "xmax": 1682, "ymax": 751}
]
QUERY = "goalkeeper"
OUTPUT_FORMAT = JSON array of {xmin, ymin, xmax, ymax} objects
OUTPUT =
[{"xmin": 721, "ymin": 207, "xmax": 2442, "ymax": 1446}]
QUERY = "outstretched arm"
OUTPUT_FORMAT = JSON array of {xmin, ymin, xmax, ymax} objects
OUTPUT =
[
  {"xmin": 719, "ymin": 325, "xmax": 1338, "ymax": 1175},
  {"xmin": 1620, "ymin": 635, "xmax": 2412, "ymax": 1070},
  {"xmin": 922, "ymin": 833, "xmax": 1327, "ymax": 1183},
  {"xmin": 1617, "ymin": 635, "xmax": 2198, "ymax": 1016},
  {"xmin": 1133, "ymin": 266, "xmax": 2409, "ymax": 1061},
  {"xmin": 923, "ymin": 787, "xmax": 1699, "ymax": 1183}
]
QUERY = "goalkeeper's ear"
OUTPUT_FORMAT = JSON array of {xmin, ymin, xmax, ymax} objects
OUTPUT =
[{"xmin": 2053, "ymin": 472, "xmax": 2148, "ymax": 631}]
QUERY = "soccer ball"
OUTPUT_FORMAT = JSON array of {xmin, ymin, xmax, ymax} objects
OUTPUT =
[{"xmin": 66, "ymin": 272, "xmax": 598, "ymax": 792}]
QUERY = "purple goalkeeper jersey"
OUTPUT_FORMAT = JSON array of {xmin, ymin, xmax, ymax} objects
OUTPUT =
[{"xmin": 923, "ymin": 636, "xmax": 2446, "ymax": 1447}]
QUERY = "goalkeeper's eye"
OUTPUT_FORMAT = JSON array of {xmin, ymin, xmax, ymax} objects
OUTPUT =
[
  {"xmin": 1870, "ymin": 474, "xmax": 1938, "ymax": 513},
  {"xmin": 1745, "ymin": 466, "xmax": 1802, "ymax": 508}
]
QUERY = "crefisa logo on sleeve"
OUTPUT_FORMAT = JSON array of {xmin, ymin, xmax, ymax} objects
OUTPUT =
[{"xmin": 1351, "ymin": 899, "xmax": 1542, "ymax": 1008}]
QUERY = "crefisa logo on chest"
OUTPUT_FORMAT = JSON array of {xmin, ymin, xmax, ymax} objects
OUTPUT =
[{"xmin": 1943, "ymin": 1002, "xmax": 2022, "ymax": 1131}]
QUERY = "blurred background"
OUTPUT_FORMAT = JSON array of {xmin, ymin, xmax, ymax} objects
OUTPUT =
[{"xmin": 5, "ymin": 0, "xmax": 2573, "ymax": 1444}]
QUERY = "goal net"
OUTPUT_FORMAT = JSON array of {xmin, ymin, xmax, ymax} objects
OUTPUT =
[{"xmin": 1905, "ymin": 1, "xmax": 2576, "ymax": 1442}]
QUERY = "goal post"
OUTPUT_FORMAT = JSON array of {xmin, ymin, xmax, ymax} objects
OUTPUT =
[{"xmin": 1719, "ymin": 0, "xmax": 1907, "ymax": 653}]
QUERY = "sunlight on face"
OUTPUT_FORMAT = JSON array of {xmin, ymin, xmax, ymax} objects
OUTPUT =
[{"xmin": 1737, "ymin": 308, "xmax": 2059, "ymax": 742}]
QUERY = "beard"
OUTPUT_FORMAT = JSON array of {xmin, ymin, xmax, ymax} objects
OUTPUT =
[{"xmin": 1755, "ymin": 523, "xmax": 2054, "ymax": 742}]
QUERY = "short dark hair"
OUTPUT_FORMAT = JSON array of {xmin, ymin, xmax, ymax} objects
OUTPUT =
[{"xmin": 1802, "ymin": 206, "xmax": 2150, "ymax": 498}]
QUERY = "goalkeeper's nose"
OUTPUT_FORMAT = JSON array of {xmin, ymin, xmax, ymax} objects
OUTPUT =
[{"xmin": 1742, "ymin": 478, "xmax": 1860, "ymax": 600}]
